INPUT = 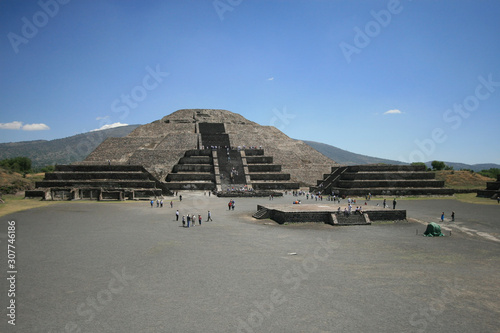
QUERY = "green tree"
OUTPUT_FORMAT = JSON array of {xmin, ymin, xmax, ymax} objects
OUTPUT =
[
  {"xmin": 0, "ymin": 157, "xmax": 32, "ymax": 173},
  {"xmin": 478, "ymin": 168, "xmax": 500, "ymax": 179},
  {"xmin": 431, "ymin": 160, "xmax": 446, "ymax": 171}
]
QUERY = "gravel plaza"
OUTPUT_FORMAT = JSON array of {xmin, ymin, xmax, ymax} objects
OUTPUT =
[{"xmin": 1, "ymin": 192, "xmax": 499, "ymax": 332}]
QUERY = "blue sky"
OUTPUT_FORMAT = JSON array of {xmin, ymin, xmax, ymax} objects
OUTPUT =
[{"xmin": 1, "ymin": 0, "xmax": 499, "ymax": 165}]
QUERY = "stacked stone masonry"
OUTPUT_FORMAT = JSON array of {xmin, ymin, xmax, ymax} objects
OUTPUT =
[
  {"xmin": 477, "ymin": 174, "xmax": 500, "ymax": 198},
  {"xmin": 34, "ymin": 109, "xmax": 337, "ymax": 198},
  {"xmin": 26, "ymin": 165, "xmax": 167, "ymax": 200},
  {"xmin": 313, "ymin": 164, "xmax": 454, "ymax": 196}
]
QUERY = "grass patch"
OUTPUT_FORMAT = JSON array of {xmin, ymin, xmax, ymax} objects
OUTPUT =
[
  {"xmin": 435, "ymin": 170, "xmax": 494, "ymax": 189},
  {"xmin": 0, "ymin": 194, "xmax": 60, "ymax": 217},
  {"xmin": 454, "ymin": 193, "xmax": 499, "ymax": 205}
]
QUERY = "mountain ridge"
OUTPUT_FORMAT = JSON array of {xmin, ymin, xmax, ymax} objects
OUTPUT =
[{"xmin": 0, "ymin": 126, "xmax": 498, "ymax": 172}]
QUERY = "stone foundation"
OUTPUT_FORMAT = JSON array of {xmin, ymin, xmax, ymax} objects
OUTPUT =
[
  {"xmin": 312, "ymin": 164, "xmax": 454, "ymax": 196},
  {"xmin": 255, "ymin": 204, "xmax": 406, "ymax": 225}
]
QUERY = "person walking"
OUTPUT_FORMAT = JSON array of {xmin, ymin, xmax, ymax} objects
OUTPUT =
[
  {"xmin": 182, "ymin": 215, "xmax": 185, "ymax": 227},
  {"xmin": 451, "ymin": 211, "xmax": 455, "ymax": 222},
  {"xmin": 198, "ymin": 214, "xmax": 202, "ymax": 225},
  {"xmin": 393, "ymin": 198, "xmax": 397, "ymax": 209},
  {"xmin": 383, "ymin": 199, "xmax": 387, "ymax": 209},
  {"xmin": 231, "ymin": 200, "xmax": 235, "ymax": 210},
  {"xmin": 192, "ymin": 215, "xmax": 196, "ymax": 227},
  {"xmin": 150, "ymin": 199, "xmax": 154, "ymax": 208},
  {"xmin": 441, "ymin": 212, "xmax": 445, "ymax": 222},
  {"xmin": 207, "ymin": 210, "xmax": 213, "ymax": 222},
  {"xmin": 186, "ymin": 214, "xmax": 190, "ymax": 228},
  {"xmin": 176, "ymin": 210, "xmax": 179, "ymax": 221},
  {"xmin": 170, "ymin": 201, "xmax": 173, "ymax": 208}
]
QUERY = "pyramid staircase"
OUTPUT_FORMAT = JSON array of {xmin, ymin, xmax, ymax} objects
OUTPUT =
[
  {"xmin": 245, "ymin": 149, "xmax": 299, "ymax": 190},
  {"xmin": 164, "ymin": 150, "xmax": 215, "ymax": 190}
]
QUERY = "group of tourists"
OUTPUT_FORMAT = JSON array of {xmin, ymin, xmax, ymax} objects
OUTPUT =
[
  {"xmin": 176, "ymin": 209, "xmax": 213, "ymax": 228},
  {"xmin": 337, "ymin": 205, "xmax": 364, "ymax": 216},
  {"xmin": 150, "ymin": 199, "xmax": 174, "ymax": 208}
]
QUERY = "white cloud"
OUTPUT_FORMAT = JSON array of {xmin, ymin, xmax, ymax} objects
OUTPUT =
[
  {"xmin": 383, "ymin": 109, "xmax": 403, "ymax": 115},
  {"xmin": 0, "ymin": 121, "xmax": 50, "ymax": 130},
  {"xmin": 91, "ymin": 122, "xmax": 129, "ymax": 132},
  {"xmin": 267, "ymin": 77, "xmax": 274, "ymax": 81},
  {"xmin": 96, "ymin": 116, "xmax": 110, "ymax": 120},
  {"xmin": 0, "ymin": 121, "xmax": 23, "ymax": 130},
  {"xmin": 22, "ymin": 123, "xmax": 50, "ymax": 131}
]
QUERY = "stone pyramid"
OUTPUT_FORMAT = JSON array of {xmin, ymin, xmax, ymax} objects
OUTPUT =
[{"xmin": 83, "ymin": 109, "xmax": 337, "ymax": 187}]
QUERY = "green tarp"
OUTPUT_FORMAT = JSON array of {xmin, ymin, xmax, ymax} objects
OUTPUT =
[{"xmin": 423, "ymin": 222, "xmax": 444, "ymax": 237}]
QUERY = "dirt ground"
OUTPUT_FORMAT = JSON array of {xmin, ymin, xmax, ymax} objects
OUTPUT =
[{"xmin": 0, "ymin": 193, "xmax": 498, "ymax": 332}]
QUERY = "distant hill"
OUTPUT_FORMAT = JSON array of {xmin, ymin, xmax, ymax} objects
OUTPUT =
[
  {"xmin": 424, "ymin": 161, "xmax": 500, "ymax": 173},
  {"xmin": 1, "ymin": 126, "xmax": 499, "ymax": 172},
  {"xmin": 302, "ymin": 140, "xmax": 405, "ymax": 166},
  {"xmin": 0, "ymin": 125, "xmax": 140, "ymax": 168}
]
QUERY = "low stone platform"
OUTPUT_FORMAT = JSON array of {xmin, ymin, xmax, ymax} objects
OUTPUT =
[
  {"xmin": 254, "ymin": 203, "xmax": 406, "ymax": 225},
  {"xmin": 312, "ymin": 164, "xmax": 453, "ymax": 197},
  {"xmin": 477, "ymin": 174, "xmax": 500, "ymax": 199}
]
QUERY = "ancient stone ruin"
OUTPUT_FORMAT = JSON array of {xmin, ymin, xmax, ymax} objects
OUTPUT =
[
  {"xmin": 477, "ymin": 174, "xmax": 500, "ymax": 199},
  {"xmin": 28, "ymin": 109, "xmax": 336, "ymax": 199},
  {"xmin": 311, "ymin": 164, "xmax": 454, "ymax": 196}
]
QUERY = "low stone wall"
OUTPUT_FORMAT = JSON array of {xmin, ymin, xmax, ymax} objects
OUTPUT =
[
  {"xmin": 248, "ymin": 165, "xmax": 282, "ymax": 172},
  {"xmin": 486, "ymin": 181, "xmax": 500, "ymax": 191},
  {"xmin": 166, "ymin": 173, "xmax": 215, "ymax": 181},
  {"xmin": 184, "ymin": 150, "xmax": 212, "ymax": 157},
  {"xmin": 36, "ymin": 180, "xmax": 157, "ymax": 189},
  {"xmin": 249, "ymin": 173, "xmax": 291, "ymax": 181},
  {"xmin": 337, "ymin": 180, "xmax": 445, "ymax": 188},
  {"xmin": 244, "ymin": 149, "xmax": 265, "ymax": 156},
  {"xmin": 246, "ymin": 156, "xmax": 273, "ymax": 164},
  {"xmin": 341, "ymin": 172, "xmax": 435, "ymax": 180},
  {"xmin": 55, "ymin": 165, "xmax": 145, "ymax": 172},
  {"xmin": 253, "ymin": 182, "xmax": 300, "ymax": 190},
  {"xmin": 256, "ymin": 205, "xmax": 406, "ymax": 224},
  {"xmin": 25, "ymin": 190, "xmax": 46, "ymax": 198},
  {"xmin": 331, "ymin": 187, "xmax": 455, "ymax": 196},
  {"xmin": 164, "ymin": 182, "xmax": 215, "ymax": 190},
  {"xmin": 345, "ymin": 165, "xmax": 426, "ymax": 172},
  {"xmin": 179, "ymin": 156, "xmax": 212, "ymax": 164},
  {"xmin": 45, "ymin": 172, "xmax": 150, "ymax": 180},
  {"xmin": 173, "ymin": 165, "xmax": 213, "ymax": 172},
  {"xmin": 217, "ymin": 191, "xmax": 283, "ymax": 198}
]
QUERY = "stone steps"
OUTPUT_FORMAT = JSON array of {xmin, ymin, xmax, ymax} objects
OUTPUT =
[
  {"xmin": 248, "ymin": 173, "xmax": 291, "ymax": 181},
  {"xmin": 333, "ymin": 213, "xmax": 370, "ymax": 225},
  {"xmin": 337, "ymin": 180, "xmax": 445, "ymax": 188},
  {"xmin": 252, "ymin": 181, "xmax": 300, "ymax": 190},
  {"xmin": 252, "ymin": 208, "xmax": 270, "ymax": 219},
  {"xmin": 314, "ymin": 165, "xmax": 452, "ymax": 197},
  {"xmin": 166, "ymin": 173, "xmax": 214, "ymax": 181},
  {"xmin": 340, "ymin": 172, "xmax": 435, "ymax": 180},
  {"xmin": 44, "ymin": 172, "xmax": 151, "ymax": 180},
  {"xmin": 247, "ymin": 164, "xmax": 282, "ymax": 172},
  {"xmin": 329, "ymin": 187, "xmax": 455, "ymax": 196},
  {"xmin": 36, "ymin": 180, "xmax": 158, "ymax": 189}
]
